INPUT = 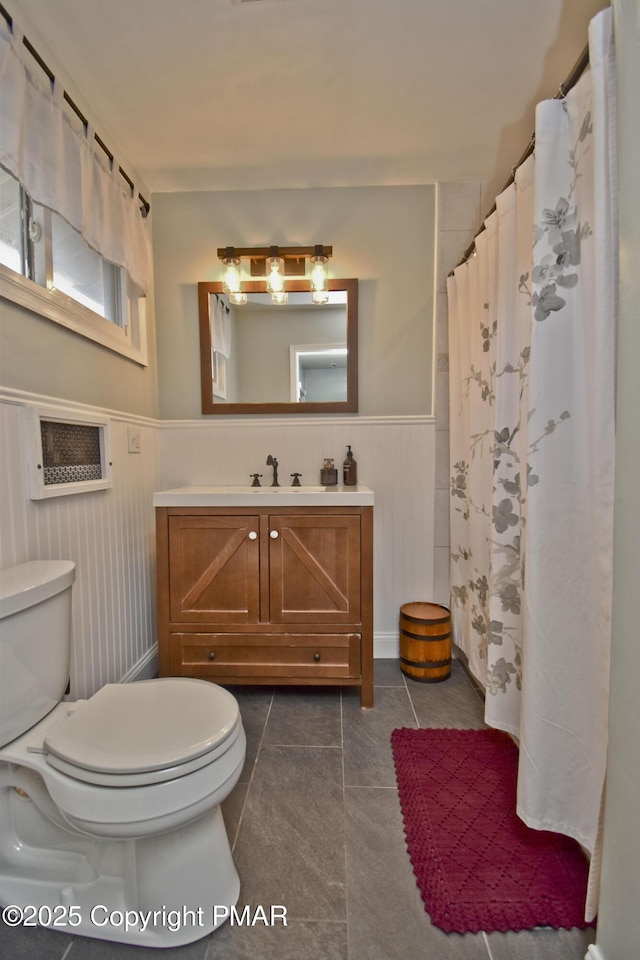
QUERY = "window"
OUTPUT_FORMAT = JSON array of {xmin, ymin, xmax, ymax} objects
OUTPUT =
[
  {"xmin": 49, "ymin": 209, "xmax": 120, "ymax": 321},
  {"xmin": 0, "ymin": 170, "xmax": 22, "ymax": 273},
  {"xmin": 0, "ymin": 169, "xmax": 147, "ymax": 365}
]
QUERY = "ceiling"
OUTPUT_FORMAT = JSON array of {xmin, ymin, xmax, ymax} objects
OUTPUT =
[{"xmin": 9, "ymin": 0, "xmax": 609, "ymax": 201}]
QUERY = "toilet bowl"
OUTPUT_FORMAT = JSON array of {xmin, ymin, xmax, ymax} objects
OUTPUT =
[{"xmin": 0, "ymin": 561, "xmax": 246, "ymax": 947}]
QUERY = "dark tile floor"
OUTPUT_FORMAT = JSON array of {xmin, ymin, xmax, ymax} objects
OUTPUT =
[{"xmin": 1, "ymin": 661, "xmax": 596, "ymax": 960}]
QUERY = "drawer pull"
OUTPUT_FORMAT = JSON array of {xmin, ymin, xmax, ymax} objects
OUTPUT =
[
  {"xmin": 248, "ymin": 531, "xmax": 258, "ymax": 540},
  {"xmin": 269, "ymin": 530, "xmax": 279, "ymax": 539},
  {"xmin": 313, "ymin": 652, "xmax": 321, "ymax": 661},
  {"xmin": 208, "ymin": 651, "xmax": 216, "ymax": 660}
]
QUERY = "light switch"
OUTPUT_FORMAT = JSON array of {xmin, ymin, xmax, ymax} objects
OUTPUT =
[{"xmin": 127, "ymin": 426, "xmax": 141, "ymax": 454}]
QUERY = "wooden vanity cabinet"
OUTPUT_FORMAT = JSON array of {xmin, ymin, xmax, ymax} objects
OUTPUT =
[{"xmin": 156, "ymin": 505, "xmax": 374, "ymax": 708}]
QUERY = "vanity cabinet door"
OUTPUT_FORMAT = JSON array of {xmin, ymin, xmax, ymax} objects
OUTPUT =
[
  {"xmin": 168, "ymin": 515, "xmax": 260, "ymax": 623},
  {"xmin": 268, "ymin": 514, "xmax": 361, "ymax": 623}
]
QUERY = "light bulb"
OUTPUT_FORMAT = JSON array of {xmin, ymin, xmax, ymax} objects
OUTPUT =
[
  {"xmin": 312, "ymin": 289, "xmax": 330, "ymax": 304},
  {"xmin": 309, "ymin": 254, "xmax": 328, "ymax": 292},
  {"xmin": 266, "ymin": 255, "xmax": 285, "ymax": 293},
  {"xmin": 229, "ymin": 291, "xmax": 247, "ymax": 305},
  {"xmin": 222, "ymin": 257, "xmax": 242, "ymax": 295},
  {"xmin": 271, "ymin": 290, "xmax": 288, "ymax": 305}
]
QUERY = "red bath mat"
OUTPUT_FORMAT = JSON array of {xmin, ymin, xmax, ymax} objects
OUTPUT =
[{"xmin": 390, "ymin": 727, "xmax": 591, "ymax": 934}]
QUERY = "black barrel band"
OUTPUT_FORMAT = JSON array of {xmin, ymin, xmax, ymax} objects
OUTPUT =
[
  {"xmin": 401, "ymin": 611, "xmax": 450, "ymax": 626},
  {"xmin": 400, "ymin": 655, "xmax": 452, "ymax": 669},
  {"xmin": 401, "ymin": 628, "xmax": 452, "ymax": 643}
]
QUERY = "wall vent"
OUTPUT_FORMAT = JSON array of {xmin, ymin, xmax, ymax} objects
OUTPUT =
[
  {"xmin": 40, "ymin": 421, "xmax": 102, "ymax": 486},
  {"xmin": 23, "ymin": 407, "xmax": 113, "ymax": 500}
]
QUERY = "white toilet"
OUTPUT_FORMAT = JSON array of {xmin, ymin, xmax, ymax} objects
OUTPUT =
[{"xmin": 0, "ymin": 560, "xmax": 246, "ymax": 947}]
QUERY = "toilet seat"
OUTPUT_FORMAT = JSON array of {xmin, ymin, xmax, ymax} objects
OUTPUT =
[
  {"xmin": 1, "ymin": 693, "xmax": 247, "ymax": 839},
  {"xmin": 43, "ymin": 678, "xmax": 240, "ymax": 788}
]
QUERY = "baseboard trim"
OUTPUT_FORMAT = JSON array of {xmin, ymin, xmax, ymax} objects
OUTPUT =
[
  {"xmin": 375, "ymin": 634, "xmax": 460, "ymax": 661},
  {"xmin": 121, "ymin": 644, "xmax": 158, "ymax": 683},
  {"xmin": 585, "ymin": 946, "xmax": 606, "ymax": 960},
  {"xmin": 374, "ymin": 633, "xmax": 400, "ymax": 659}
]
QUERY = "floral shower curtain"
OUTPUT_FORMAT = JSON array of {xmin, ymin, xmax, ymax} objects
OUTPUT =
[{"xmin": 447, "ymin": 9, "xmax": 616, "ymax": 919}]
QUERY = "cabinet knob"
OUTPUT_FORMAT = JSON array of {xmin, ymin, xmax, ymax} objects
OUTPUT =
[
  {"xmin": 248, "ymin": 531, "xmax": 258, "ymax": 540},
  {"xmin": 269, "ymin": 530, "xmax": 279, "ymax": 539},
  {"xmin": 313, "ymin": 652, "xmax": 321, "ymax": 661},
  {"xmin": 208, "ymin": 651, "xmax": 216, "ymax": 660}
]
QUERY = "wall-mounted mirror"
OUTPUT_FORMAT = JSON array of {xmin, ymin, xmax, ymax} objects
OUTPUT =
[{"xmin": 198, "ymin": 278, "xmax": 358, "ymax": 414}]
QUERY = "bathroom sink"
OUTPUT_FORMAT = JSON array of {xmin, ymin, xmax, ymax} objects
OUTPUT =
[{"xmin": 153, "ymin": 484, "xmax": 374, "ymax": 507}]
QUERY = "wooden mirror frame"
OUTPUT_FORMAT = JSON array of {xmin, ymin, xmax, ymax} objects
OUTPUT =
[{"xmin": 198, "ymin": 277, "xmax": 358, "ymax": 415}]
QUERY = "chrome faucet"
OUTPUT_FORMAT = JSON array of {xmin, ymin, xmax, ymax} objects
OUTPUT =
[{"xmin": 266, "ymin": 455, "xmax": 280, "ymax": 487}]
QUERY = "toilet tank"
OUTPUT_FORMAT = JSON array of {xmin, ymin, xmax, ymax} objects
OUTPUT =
[{"xmin": 0, "ymin": 560, "xmax": 75, "ymax": 747}]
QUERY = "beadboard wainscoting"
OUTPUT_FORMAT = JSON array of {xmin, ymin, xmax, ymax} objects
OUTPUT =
[
  {"xmin": 157, "ymin": 415, "xmax": 436, "ymax": 657},
  {"xmin": 0, "ymin": 389, "xmax": 158, "ymax": 700},
  {"xmin": 0, "ymin": 399, "xmax": 436, "ymax": 698}
]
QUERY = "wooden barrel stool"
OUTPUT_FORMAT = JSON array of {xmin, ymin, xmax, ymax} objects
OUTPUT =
[{"xmin": 399, "ymin": 602, "xmax": 452, "ymax": 683}]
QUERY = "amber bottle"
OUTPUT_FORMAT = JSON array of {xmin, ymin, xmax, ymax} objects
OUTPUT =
[{"xmin": 343, "ymin": 445, "xmax": 357, "ymax": 486}]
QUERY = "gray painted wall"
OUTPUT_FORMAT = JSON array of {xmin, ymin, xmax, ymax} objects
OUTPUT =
[
  {"xmin": 234, "ymin": 305, "xmax": 346, "ymax": 404},
  {"xmin": 151, "ymin": 185, "xmax": 435, "ymax": 419},
  {"xmin": 0, "ymin": 293, "xmax": 159, "ymax": 419}
]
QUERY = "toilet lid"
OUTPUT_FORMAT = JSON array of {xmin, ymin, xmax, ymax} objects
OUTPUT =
[{"xmin": 43, "ymin": 678, "xmax": 239, "ymax": 776}]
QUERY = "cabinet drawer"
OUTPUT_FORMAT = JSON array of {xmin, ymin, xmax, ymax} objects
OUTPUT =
[{"xmin": 172, "ymin": 632, "xmax": 361, "ymax": 679}]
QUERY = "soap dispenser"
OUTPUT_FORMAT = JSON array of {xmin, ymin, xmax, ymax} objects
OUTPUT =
[
  {"xmin": 320, "ymin": 458, "xmax": 338, "ymax": 485},
  {"xmin": 343, "ymin": 445, "xmax": 357, "ymax": 486}
]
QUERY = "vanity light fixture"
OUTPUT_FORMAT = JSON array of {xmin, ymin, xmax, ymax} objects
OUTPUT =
[{"xmin": 216, "ymin": 245, "xmax": 333, "ymax": 304}]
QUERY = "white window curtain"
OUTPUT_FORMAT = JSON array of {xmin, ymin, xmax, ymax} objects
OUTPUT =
[
  {"xmin": 0, "ymin": 18, "xmax": 152, "ymax": 294},
  {"xmin": 447, "ymin": 8, "xmax": 616, "ymax": 921}
]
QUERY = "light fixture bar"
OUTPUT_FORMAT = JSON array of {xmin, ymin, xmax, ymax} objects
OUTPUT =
[{"xmin": 216, "ymin": 245, "xmax": 332, "ymax": 260}]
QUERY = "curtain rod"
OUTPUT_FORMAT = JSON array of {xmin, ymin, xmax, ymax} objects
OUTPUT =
[
  {"xmin": 449, "ymin": 42, "xmax": 590, "ymax": 275},
  {"xmin": 0, "ymin": 1, "xmax": 150, "ymax": 217}
]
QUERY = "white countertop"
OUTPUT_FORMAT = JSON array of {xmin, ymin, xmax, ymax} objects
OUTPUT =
[{"xmin": 153, "ymin": 484, "xmax": 374, "ymax": 507}]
